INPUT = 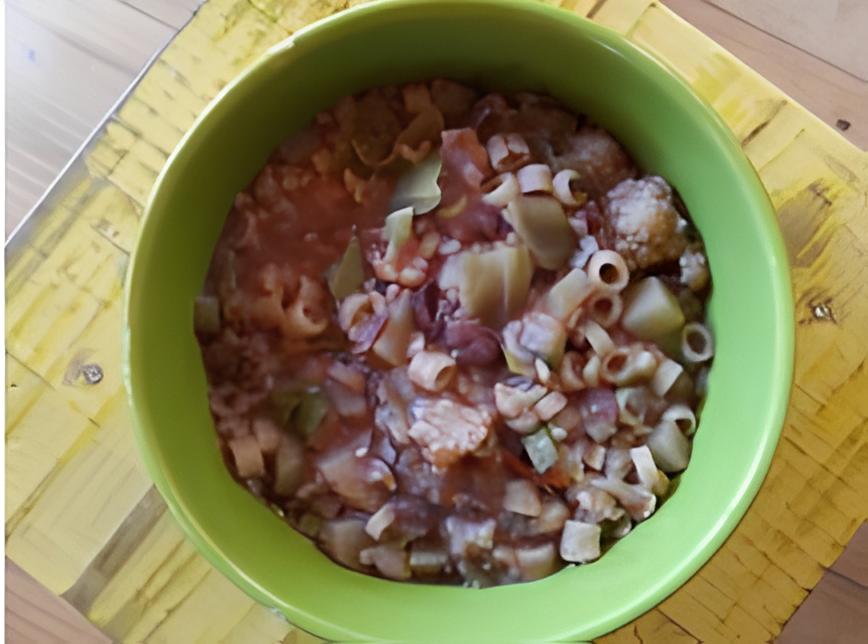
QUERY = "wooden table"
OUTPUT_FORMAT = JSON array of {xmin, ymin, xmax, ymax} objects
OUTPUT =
[{"xmin": 6, "ymin": 1, "xmax": 868, "ymax": 642}]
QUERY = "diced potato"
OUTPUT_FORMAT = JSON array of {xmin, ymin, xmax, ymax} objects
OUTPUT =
[
  {"xmin": 360, "ymin": 543, "xmax": 411, "ymax": 580},
  {"xmin": 319, "ymin": 518, "xmax": 374, "ymax": 571},
  {"xmin": 328, "ymin": 236, "xmax": 365, "ymax": 300},
  {"xmin": 458, "ymin": 245, "xmax": 533, "ymax": 327},
  {"xmin": 621, "ymin": 277, "xmax": 685, "ymax": 341},
  {"xmin": 409, "ymin": 544, "xmax": 449, "ymax": 576},
  {"xmin": 503, "ymin": 479, "xmax": 543, "ymax": 517},
  {"xmin": 504, "ymin": 195, "xmax": 575, "ymax": 270},
  {"xmin": 371, "ymin": 290, "xmax": 415, "ymax": 366},
  {"xmin": 647, "ymin": 420, "xmax": 691, "ymax": 472},
  {"xmin": 516, "ymin": 543, "xmax": 559, "ymax": 581},
  {"xmin": 543, "ymin": 269, "xmax": 595, "ymax": 320},
  {"xmin": 559, "ymin": 520, "xmax": 601, "ymax": 563}
]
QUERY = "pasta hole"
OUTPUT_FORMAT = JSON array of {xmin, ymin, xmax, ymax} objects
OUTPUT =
[
  {"xmin": 686, "ymin": 329, "xmax": 706, "ymax": 353},
  {"xmin": 600, "ymin": 263, "xmax": 619, "ymax": 285},
  {"xmin": 604, "ymin": 352, "xmax": 627, "ymax": 374}
]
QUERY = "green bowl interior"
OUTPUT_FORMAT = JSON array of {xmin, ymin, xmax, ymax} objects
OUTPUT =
[{"xmin": 125, "ymin": 1, "xmax": 794, "ymax": 641}]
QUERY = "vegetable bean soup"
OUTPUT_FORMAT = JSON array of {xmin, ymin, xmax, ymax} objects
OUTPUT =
[{"xmin": 195, "ymin": 81, "xmax": 714, "ymax": 586}]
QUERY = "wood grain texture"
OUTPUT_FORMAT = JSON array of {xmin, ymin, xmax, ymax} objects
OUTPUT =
[
  {"xmin": 6, "ymin": 561, "xmax": 110, "ymax": 644},
  {"xmin": 665, "ymin": 0, "xmax": 868, "ymax": 150},
  {"xmin": 778, "ymin": 524, "xmax": 868, "ymax": 644},
  {"xmin": 709, "ymin": 0, "xmax": 868, "ymax": 80},
  {"xmin": 5, "ymin": 0, "xmax": 868, "ymax": 642},
  {"xmin": 4, "ymin": 0, "xmax": 198, "ymax": 235}
]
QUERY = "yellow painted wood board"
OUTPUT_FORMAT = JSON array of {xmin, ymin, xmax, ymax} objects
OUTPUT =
[{"xmin": 5, "ymin": 0, "xmax": 867, "ymax": 641}]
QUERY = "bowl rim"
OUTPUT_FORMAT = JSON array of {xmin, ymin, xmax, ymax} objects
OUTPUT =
[{"xmin": 124, "ymin": 0, "xmax": 795, "ymax": 640}]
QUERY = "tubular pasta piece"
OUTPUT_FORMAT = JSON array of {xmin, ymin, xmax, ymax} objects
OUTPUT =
[
  {"xmin": 583, "ymin": 320, "xmax": 615, "ymax": 356},
  {"xmin": 517, "ymin": 163, "xmax": 554, "ymax": 194},
  {"xmin": 587, "ymin": 249, "xmax": 630, "ymax": 292},
  {"xmin": 482, "ymin": 172, "xmax": 520, "ymax": 207},
  {"xmin": 552, "ymin": 169, "xmax": 585, "ymax": 206},
  {"xmin": 662, "ymin": 403, "xmax": 697, "ymax": 436},
  {"xmin": 587, "ymin": 291, "xmax": 623, "ymax": 328},
  {"xmin": 558, "ymin": 351, "xmax": 585, "ymax": 392},
  {"xmin": 486, "ymin": 132, "xmax": 531, "ymax": 172},
  {"xmin": 682, "ymin": 322, "xmax": 714, "ymax": 362},
  {"xmin": 651, "ymin": 358, "xmax": 683, "ymax": 397},
  {"xmin": 582, "ymin": 353, "xmax": 601, "ymax": 387},
  {"xmin": 407, "ymin": 350, "xmax": 457, "ymax": 392},
  {"xmin": 283, "ymin": 276, "xmax": 328, "ymax": 338},
  {"xmin": 229, "ymin": 435, "xmax": 265, "ymax": 478}
]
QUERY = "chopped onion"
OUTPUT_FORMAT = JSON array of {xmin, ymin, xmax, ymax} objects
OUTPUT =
[
  {"xmin": 522, "ymin": 428, "xmax": 559, "ymax": 474},
  {"xmin": 365, "ymin": 503, "xmax": 396, "ymax": 540}
]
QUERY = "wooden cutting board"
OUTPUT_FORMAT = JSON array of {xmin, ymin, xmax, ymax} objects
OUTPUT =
[{"xmin": 6, "ymin": 0, "xmax": 868, "ymax": 641}]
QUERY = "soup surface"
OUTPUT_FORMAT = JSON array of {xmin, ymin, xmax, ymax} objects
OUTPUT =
[{"xmin": 195, "ymin": 80, "xmax": 713, "ymax": 586}]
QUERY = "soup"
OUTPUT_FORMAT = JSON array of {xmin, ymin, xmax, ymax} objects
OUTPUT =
[{"xmin": 194, "ymin": 80, "xmax": 713, "ymax": 586}]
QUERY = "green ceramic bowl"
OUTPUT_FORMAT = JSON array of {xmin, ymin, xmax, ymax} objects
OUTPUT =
[{"xmin": 124, "ymin": 0, "xmax": 794, "ymax": 640}]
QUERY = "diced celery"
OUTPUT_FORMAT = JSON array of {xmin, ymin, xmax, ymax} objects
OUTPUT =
[
  {"xmin": 293, "ymin": 391, "xmax": 329, "ymax": 437},
  {"xmin": 522, "ymin": 427, "xmax": 558, "ymax": 473},
  {"xmin": 273, "ymin": 435, "xmax": 305, "ymax": 496},
  {"xmin": 270, "ymin": 389, "xmax": 302, "ymax": 428},
  {"xmin": 328, "ymin": 235, "xmax": 365, "ymax": 300},
  {"xmin": 504, "ymin": 195, "xmax": 574, "ymax": 270},
  {"xmin": 193, "ymin": 295, "xmax": 221, "ymax": 335},
  {"xmin": 390, "ymin": 153, "xmax": 443, "ymax": 214},
  {"xmin": 383, "ymin": 206, "xmax": 414, "ymax": 262},
  {"xmin": 503, "ymin": 345, "xmax": 535, "ymax": 377}
]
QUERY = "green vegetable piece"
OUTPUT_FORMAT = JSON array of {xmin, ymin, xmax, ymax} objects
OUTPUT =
[
  {"xmin": 504, "ymin": 195, "xmax": 574, "ymax": 270},
  {"xmin": 193, "ymin": 295, "xmax": 221, "ymax": 335},
  {"xmin": 503, "ymin": 345, "xmax": 534, "ymax": 377},
  {"xmin": 458, "ymin": 245, "xmax": 533, "ymax": 327},
  {"xmin": 270, "ymin": 390, "xmax": 302, "ymax": 428},
  {"xmin": 383, "ymin": 206, "xmax": 414, "ymax": 262},
  {"xmin": 328, "ymin": 235, "xmax": 365, "ymax": 300},
  {"xmin": 390, "ymin": 153, "xmax": 442, "ymax": 214},
  {"xmin": 522, "ymin": 427, "xmax": 559, "ymax": 474},
  {"xmin": 293, "ymin": 391, "xmax": 329, "ymax": 438}
]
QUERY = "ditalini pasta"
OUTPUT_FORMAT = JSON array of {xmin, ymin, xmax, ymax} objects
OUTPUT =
[{"xmin": 195, "ymin": 80, "xmax": 714, "ymax": 587}]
